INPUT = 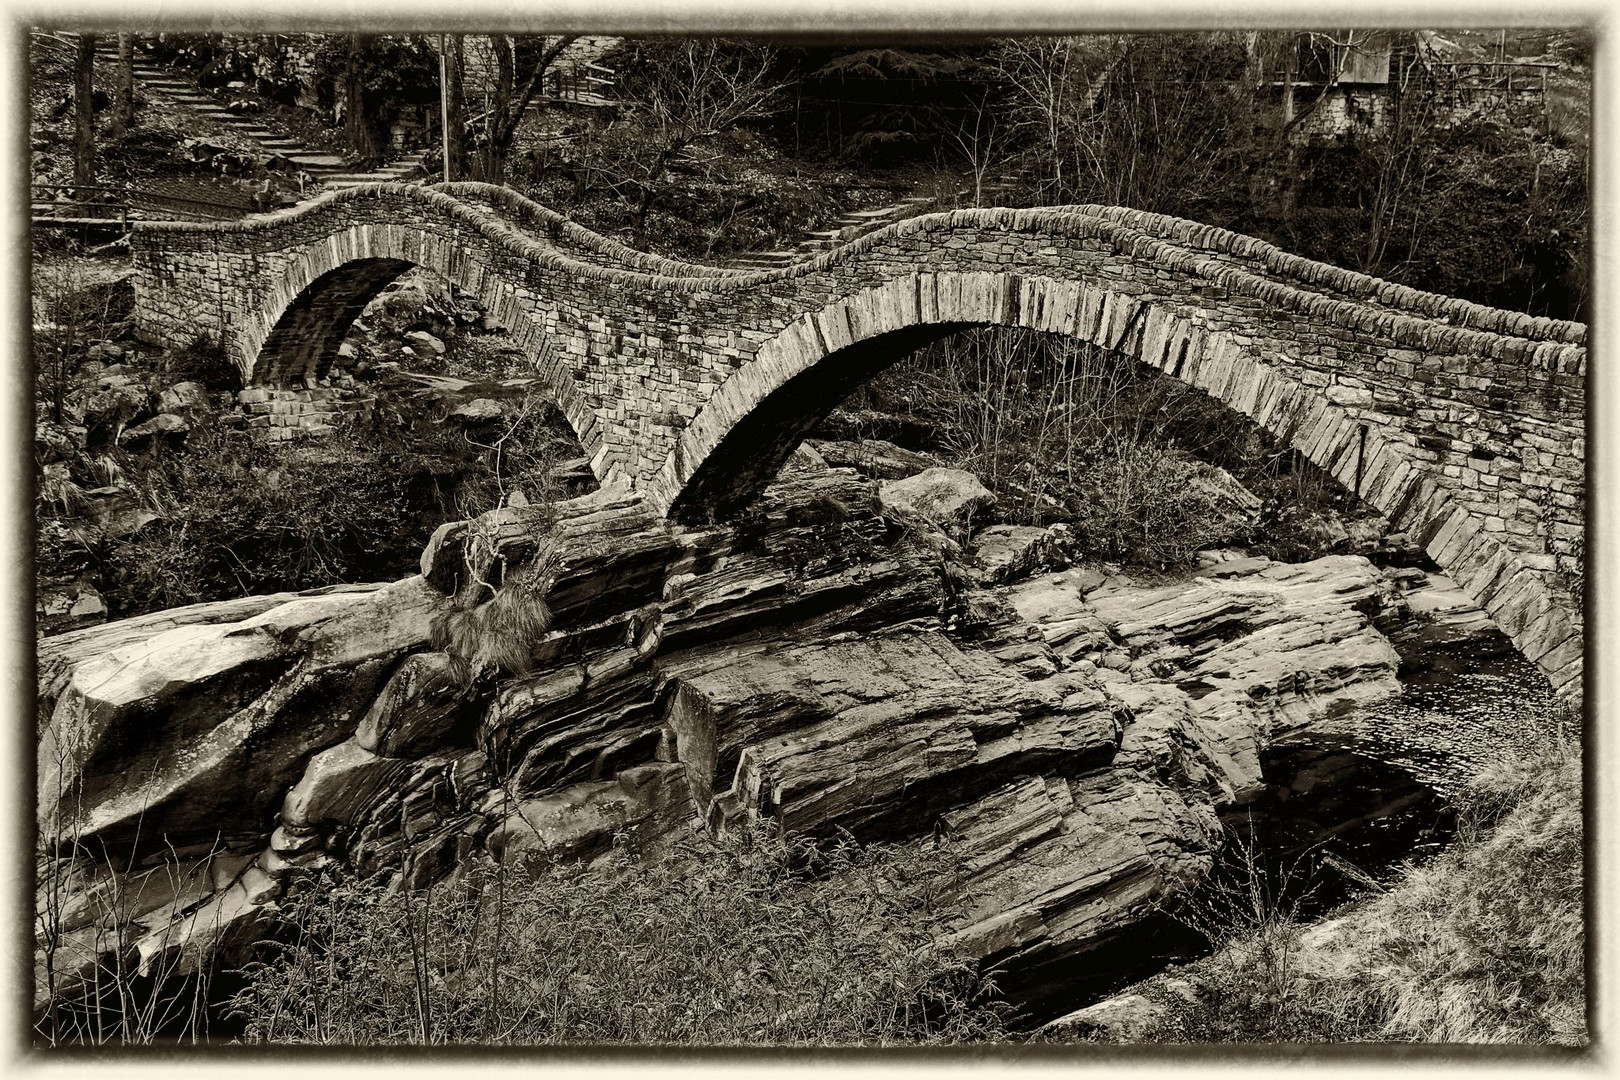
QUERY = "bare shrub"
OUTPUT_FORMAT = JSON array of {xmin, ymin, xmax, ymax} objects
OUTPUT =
[{"xmin": 228, "ymin": 822, "xmax": 1010, "ymax": 1046}]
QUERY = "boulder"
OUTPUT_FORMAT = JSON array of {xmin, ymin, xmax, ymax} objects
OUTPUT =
[
  {"xmin": 405, "ymin": 330, "xmax": 446, "ymax": 356},
  {"xmin": 1041, "ymin": 994, "xmax": 1170, "ymax": 1040},
  {"xmin": 37, "ymin": 577, "xmax": 443, "ymax": 853},
  {"xmin": 34, "ymin": 422, "xmax": 77, "ymax": 464},
  {"xmin": 972, "ymin": 524, "xmax": 1061, "ymax": 584},
  {"xmin": 878, "ymin": 467, "xmax": 996, "ymax": 541},
  {"xmin": 37, "ymin": 579, "xmax": 107, "ymax": 635},
  {"xmin": 354, "ymin": 652, "xmax": 470, "ymax": 757},
  {"xmin": 63, "ymin": 382, "xmax": 152, "ymax": 446},
  {"xmin": 486, "ymin": 762, "xmax": 696, "ymax": 868},
  {"xmin": 280, "ymin": 740, "xmax": 413, "ymax": 831},
  {"xmin": 118, "ymin": 412, "xmax": 190, "ymax": 450},
  {"xmin": 156, "ymin": 381, "xmax": 210, "ymax": 416},
  {"xmin": 446, "ymin": 398, "xmax": 506, "ymax": 424},
  {"xmin": 82, "ymin": 486, "xmax": 162, "ymax": 539},
  {"xmin": 1084, "ymin": 555, "xmax": 1404, "ymax": 734}
]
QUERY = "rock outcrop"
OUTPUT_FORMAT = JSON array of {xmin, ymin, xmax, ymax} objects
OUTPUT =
[{"xmin": 34, "ymin": 461, "xmax": 1418, "ymax": 1022}]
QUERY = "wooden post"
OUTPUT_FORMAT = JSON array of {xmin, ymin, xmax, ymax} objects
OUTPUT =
[{"xmin": 440, "ymin": 35, "xmax": 452, "ymax": 180}]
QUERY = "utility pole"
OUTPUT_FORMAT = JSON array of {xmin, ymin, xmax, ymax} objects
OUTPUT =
[{"xmin": 440, "ymin": 34, "xmax": 452, "ymax": 180}]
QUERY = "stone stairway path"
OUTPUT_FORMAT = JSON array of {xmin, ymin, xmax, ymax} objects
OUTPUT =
[
  {"xmin": 97, "ymin": 39, "xmax": 426, "ymax": 190},
  {"xmin": 728, "ymin": 194, "xmax": 941, "ymax": 271}
]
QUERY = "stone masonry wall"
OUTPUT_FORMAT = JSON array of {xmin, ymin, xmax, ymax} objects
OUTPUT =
[
  {"xmin": 129, "ymin": 183, "xmax": 1586, "ymax": 698},
  {"xmin": 236, "ymin": 386, "xmax": 376, "ymax": 443}
]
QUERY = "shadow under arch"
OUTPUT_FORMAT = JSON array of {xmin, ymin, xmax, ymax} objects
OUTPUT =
[
  {"xmin": 667, "ymin": 321, "xmax": 972, "ymax": 522},
  {"xmin": 252, "ymin": 257, "xmax": 415, "ymax": 387}
]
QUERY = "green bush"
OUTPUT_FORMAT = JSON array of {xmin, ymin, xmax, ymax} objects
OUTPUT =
[{"xmin": 229, "ymin": 823, "xmax": 1010, "ymax": 1045}]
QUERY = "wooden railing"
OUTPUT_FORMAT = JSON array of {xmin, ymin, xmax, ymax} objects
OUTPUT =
[
  {"xmin": 1427, "ymin": 60, "xmax": 1555, "ymax": 95},
  {"xmin": 30, "ymin": 183, "xmax": 130, "ymax": 229},
  {"xmin": 32, "ymin": 180, "xmax": 265, "ymax": 231}
]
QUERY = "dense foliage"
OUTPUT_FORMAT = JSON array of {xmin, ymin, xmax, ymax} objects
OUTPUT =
[
  {"xmin": 36, "ymin": 382, "xmax": 580, "ymax": 619},
  {"xmin": 311, "ymin": 34, "xmax": 440, "ymax": 164}
]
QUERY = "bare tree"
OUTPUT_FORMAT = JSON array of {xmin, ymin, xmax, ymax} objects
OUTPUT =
[
  {"xmin": 1361, "ymin": 53, "xmax": 1442, "ymax": 275},
  {"xmin": 941, "ymin": 88, "xmax": 1003, "ymax": 207},
  {"xmin": 471, "ymin": 34, "xmax": 578, "ymax": 184},
  {"xmin": 592, "ymin": 39, "xmax": 781, "ymax": 237}
]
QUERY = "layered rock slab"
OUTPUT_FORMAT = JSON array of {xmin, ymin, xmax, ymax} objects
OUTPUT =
[{"xmin": 34, "ymin": 466, "xmax": 1418, "ymax": 1022}]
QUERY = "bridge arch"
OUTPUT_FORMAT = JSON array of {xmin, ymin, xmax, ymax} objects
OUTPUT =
[
  {"xmin": 129, "ymin": 188, "xmax": 1583, "ymax": 699},
  {"xmin": 650, "ymin": 271, "xmax": 1388, "ymax": 522},
  {"xmin": 646, "ymin": 270, "xmax": 1581, "ymax": 701},
  {"xmin": 242, "ymin": 220, "xmax": 605, "ymax": 475}
]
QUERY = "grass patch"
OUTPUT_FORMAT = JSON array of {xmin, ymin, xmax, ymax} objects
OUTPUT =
[
  {"xmin": 1063, "ymin": 722, "xmax": 1585, "ymax": 1044},
  {"xmin": 228, "ymin": 822, "xmax": 1010, "ymax": 1046}
]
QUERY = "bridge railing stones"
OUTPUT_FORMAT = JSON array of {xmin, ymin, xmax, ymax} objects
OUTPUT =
[
  {"xmin": 1073, "ymin": 204, "xmax": 1585, "ymax": 347},
  {"xmin": 130, "ymin": 183, "xmax": 1585, "ymax": 700}
]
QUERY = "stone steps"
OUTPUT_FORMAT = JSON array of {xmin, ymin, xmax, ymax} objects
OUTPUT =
[
  {"xmin": 111, "ymin": 51, "xmax": 364, "ymax": 182},
  {"xmin": 728, "ymin": 192, "xmax": 948, "ymax": 269},
  {"xmin": 108, "ymin": 48, "xmax": 433, "ymax": 198}
]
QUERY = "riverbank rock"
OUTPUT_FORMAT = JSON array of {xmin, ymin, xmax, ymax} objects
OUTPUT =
[
  {"xmin": 879, "ymin": 467, "xmax": 996, "ymax": 541},
  {"xmin": 809, "ymin": 437, "xmax": 940, "ymax": 480},
  {"xmin": 35, "ymin": 471, "xmax": 1422, "ymax": 1022},
  {"xmin": 36, "ymin": 578, "xmax": 107, "ymax": 635},
  {"xmin": 971, "ymin": 523, "xmax": 1076, "ymax": 584}
]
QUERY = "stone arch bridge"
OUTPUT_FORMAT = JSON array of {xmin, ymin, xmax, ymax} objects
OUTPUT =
[{"xmin": 129, "ymin": 182, "xmax": 1585, "ymax": 699}]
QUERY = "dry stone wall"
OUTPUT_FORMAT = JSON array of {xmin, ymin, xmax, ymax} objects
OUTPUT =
[
  {"xmin": 236, "ymin": 386, "xmax": 375, "ymax": 442},
  {"xmin": 129, "ymin": 182, "xmax": 1585, "ymax": 698}
]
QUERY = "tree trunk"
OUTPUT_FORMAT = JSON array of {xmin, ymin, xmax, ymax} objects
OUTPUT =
[
  {"xmin": 343, "ymin": 34, "xmax": 378, "ymax": 166},
  {"xmin": 111, "ymin": 33, "xmax": 134, "ymax": 139},
  {"xmin": 475, "ymin": 35, "xmax": 515, "ymax": 184},
  {"xmin": 73, "ymin": 32, "xmax": 96, "ymax": 200},
  {"xmin": 445, "ymin": 35, "xmax": 467, "ymax": 180},
  {"xmin": 473, "ymin": 35, "xmax": 577, "ymax": 186}
]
